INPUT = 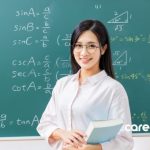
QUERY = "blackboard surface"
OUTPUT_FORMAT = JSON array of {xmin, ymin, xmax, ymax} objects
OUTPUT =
[{"xmin": 0, "ymin": 0, "xmax": 150, "ymax": 137}]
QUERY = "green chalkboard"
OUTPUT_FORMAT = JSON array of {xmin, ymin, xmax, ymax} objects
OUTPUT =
[{"xmin": 0, "ymin": 0, "xmax": 150, "ymax": 137}]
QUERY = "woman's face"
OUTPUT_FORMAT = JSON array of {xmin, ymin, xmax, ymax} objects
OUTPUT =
[{"xmin": 73, "ymin": 30, "xmax": 105, "ymax": 73}]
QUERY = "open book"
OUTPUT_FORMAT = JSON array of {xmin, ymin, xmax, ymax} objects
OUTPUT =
[{"xmin": 85, "ymin": 119, "xmax": 123, "ymax": 144}]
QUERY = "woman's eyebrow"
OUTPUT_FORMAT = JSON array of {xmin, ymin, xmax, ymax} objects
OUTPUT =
[{"xmin": 76, "ymin": 41, "xmax": 97, "ymax": 44}]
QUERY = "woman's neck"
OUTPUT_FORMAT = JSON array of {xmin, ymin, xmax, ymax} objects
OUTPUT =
[{"xmin": 79, "ymin": 68, "xmax": 101, "ymax": 84}]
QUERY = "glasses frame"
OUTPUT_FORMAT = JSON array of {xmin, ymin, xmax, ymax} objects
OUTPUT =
[{"xmin": 73, "ymin": 43, "xmax": 101, "ymax": 54}]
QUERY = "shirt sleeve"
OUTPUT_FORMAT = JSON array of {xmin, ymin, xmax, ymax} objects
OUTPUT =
[
  {"xmin": 36, "ymin": 80, "xmax": 60, "ymax": 143},
  {"xmin": 101, "ymin": 82, "xmax": 134, "ymax": 150}
]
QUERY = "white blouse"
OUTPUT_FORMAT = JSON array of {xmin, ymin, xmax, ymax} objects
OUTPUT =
[{"xmin": 37, "ymin": 70, "xmax": 134, "ymax": 150}]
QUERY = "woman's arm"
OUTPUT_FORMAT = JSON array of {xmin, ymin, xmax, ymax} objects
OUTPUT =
[
  {"xmin": 101, "ymin": 83, "xmax": 134, "ymax": 150},
  {"xmin": 37, "ymin": 81, "xmax": 60, "ymax": 143}
]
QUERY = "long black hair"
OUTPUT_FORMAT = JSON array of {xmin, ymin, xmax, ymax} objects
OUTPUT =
[{"xmin": 70, "ymin": 19, "xmax": 115, "ymax": 79}]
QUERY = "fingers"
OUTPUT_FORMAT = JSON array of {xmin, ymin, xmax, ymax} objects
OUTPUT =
[
  {"xmin": 74, "ymin": 130, "xmax": 87, "ymax": 144},
  {"xmin": 64, "ymin": 137, "xmax": 77, "ymax": 147},
  {"xmin": 72, "ymin": 132, "xmax": 86, "ymax": 144},
  {"xmin": 74, "ymin": 130, "xmax": 87, "ymax": 138},
  {"xmin": 64, "ymin": 131, "xmax": 86, "ymax": 148},
  {"xmin": 62, "ymin": 130, "xmax": 86, "ymax": 149},
  {"xmin": 65, "ymin": 136, "xmax": 80, "ymax": 148}
]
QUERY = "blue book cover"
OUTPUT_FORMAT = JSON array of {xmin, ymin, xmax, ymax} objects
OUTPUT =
[{"xmin": 85, "ymin": 119, "xmax": 123, "ymax": 144}]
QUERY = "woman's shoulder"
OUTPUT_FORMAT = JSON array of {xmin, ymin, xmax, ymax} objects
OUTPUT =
[
  {"xmin": 105, "ymin": 76, "xmax": 129, "ymax": 103},
  {"xmin": 105, "ymin": 75, "xmax": 126, "ymax": 92},
  {"xmin": 54, "ymin": 74, "xmax": 76, "ymax": 90},
  {"xmin": 57, "ymin": 74, "xmax": 75, "ymax": 84}
]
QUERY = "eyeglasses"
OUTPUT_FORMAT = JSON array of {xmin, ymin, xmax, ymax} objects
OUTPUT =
[{"xmin": 73, "ymin": 43, "xmax": 101, "ymax": 54}]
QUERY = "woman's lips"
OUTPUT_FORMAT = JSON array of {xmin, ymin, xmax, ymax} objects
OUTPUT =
[{"xmin": 80, "ymin": 58, "xmax": 92, "ymax": 64}]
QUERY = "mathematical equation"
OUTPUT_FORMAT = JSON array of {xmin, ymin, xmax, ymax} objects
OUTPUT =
[
  {"xmin": 111, "ymin": 34, "xmax": 150, "ymax": 44},
  {"xmin": 116, "ymin": 72, "xmax": 150, "ymax": 82},
  {"xmin": 132, "ymin": 112, "xmax": 150, "ymax": 123},
  {"xmin": 11, "ymin": 55, "xmax": 71, "ymax": 94},
  {"xmin": 11, "ymin": 55, "xmax": 52, "ymax": 94},
  {"xmin": 12, "ymin": 7, "xmax": 50, "ymax": 48},
  {"xmin": 0, "ymin": 114, "xmax": 39, "ymax": 129}
]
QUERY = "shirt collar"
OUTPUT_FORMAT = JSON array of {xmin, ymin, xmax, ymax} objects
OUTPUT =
[
  {"xmin": 71, "ymin": 70, "xmax": 80, "ymax": 81},
  {"xmin": 71, "ymin": 70, "xmax": 108, "ymax": 85}
]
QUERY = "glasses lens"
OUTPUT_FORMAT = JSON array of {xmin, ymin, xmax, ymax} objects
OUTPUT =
[
  {"xmin": 87, "ymin": 44, "xmax": 97, "ymax": 53},
  {"xmin": 74, "ymin": 44, "xmax": 99, "ymax": 53}
]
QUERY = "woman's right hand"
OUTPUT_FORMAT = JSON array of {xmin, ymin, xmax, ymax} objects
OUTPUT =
[{"xmin": 52, "ymin": 129, "xmax": 86, "ymax": 148}]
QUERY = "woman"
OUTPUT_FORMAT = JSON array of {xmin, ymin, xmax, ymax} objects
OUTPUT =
[{"xmin": 37, "ymin": 20, "xmax": 133, "ymax": 150}]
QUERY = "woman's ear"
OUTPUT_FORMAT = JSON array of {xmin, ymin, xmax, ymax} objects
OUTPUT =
[{"xmin": 101, "ymin": 44, "xmax": 107, "ymax": 55}]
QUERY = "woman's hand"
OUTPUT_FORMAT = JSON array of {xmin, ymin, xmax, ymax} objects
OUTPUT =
[
  {"xmin": 51, "ymin": 129, "xmax": 86, "ymax": 148},
  {"xmin": 61, "ymin": 129, "xmax": 86, "ymax": 148},
  {"xmin": 51, "ymin": 129, "xmax": 102, "ymax": 150}
]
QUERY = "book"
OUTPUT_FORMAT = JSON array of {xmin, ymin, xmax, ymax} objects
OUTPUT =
[{"xmin": 85, "ymin": 119, "xmax": 123, "ymax": 144}]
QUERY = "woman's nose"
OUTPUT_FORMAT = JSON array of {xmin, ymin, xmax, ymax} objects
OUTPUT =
[{"xmin": 80, "ymin": 46, "xmax": 89, "ymax": 55}]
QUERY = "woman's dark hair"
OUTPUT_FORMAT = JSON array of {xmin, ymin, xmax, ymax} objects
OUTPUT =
[{"xmin": 70, "ymin": 19, "xmax": 115, "ymax": 79}]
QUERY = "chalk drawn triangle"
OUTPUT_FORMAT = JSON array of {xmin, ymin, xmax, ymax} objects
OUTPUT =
[
  {"xmin": 113, "ymin": 51, "xmax": 127, "ymax": 66},
  {"xmin": 108, "ymin": 11, "xmax": 128, "ymax": 24}
]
